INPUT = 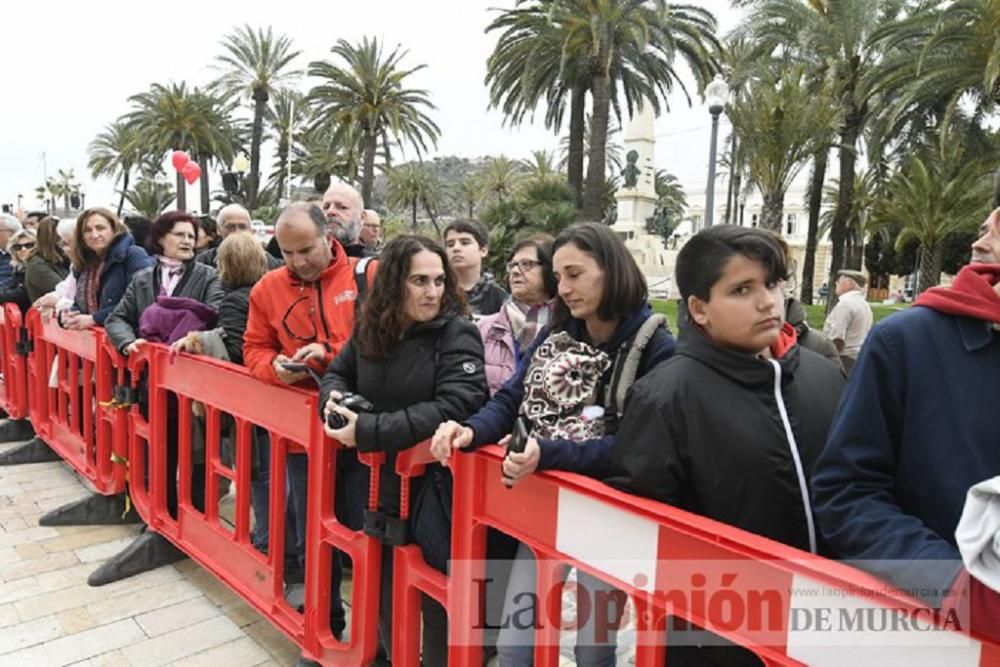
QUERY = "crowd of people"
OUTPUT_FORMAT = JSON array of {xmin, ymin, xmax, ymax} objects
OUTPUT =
[{"xmin": 1, "ymin": 186, "xmax": 998, "ymax": 667}]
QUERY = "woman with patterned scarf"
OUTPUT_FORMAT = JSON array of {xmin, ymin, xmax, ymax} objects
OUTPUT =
[
  {"xmin": 432, "ymin": 222, "xmax": 676, "ymax": 666},
  {"xmin": 477, "ymin": 234, "xmax": 558, "ymax": 396}
]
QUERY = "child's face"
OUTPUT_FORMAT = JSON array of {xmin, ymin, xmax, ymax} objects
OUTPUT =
[{"xmin": 688, "ymin": 254, "xmax": 786, "ymax": 355}]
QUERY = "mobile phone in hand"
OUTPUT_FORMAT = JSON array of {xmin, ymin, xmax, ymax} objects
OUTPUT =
[{"xmin": 280, "ymin": 362, "xmax": 310, "ymax": 373}]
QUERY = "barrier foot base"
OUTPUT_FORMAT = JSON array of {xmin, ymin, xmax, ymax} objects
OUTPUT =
[
  {"xmin": 0, "ymin": 419, "xmax": 36, "ymax": 444},
  {"xmin": 39, "ymin": 493, "xmax": 141, "ymax": 527},
  {"xmin": 88, "ymin": 531, "xmax": 187, "ymax": 587},
  {"xmin": 0, "ymin": 437, "xmax": 59, "ymax": 464}
]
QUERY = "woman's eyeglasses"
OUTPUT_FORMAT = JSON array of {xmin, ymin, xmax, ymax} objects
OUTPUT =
[
  {"xmin": 506, "ymin": 259, "xmax": 541, "ymax": 273},
  {"xmin": 11, "ymin": 242, "xmax": 36, "ymax": 252}
]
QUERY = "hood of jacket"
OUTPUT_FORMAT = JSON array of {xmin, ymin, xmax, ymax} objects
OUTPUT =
[
  {"xmin": 104, "ymin": 233, "xmax": 137, "ymax": 270},
  {"xmin": 676, "ymin": 314, "xmax": 800, "ymax": 389}
]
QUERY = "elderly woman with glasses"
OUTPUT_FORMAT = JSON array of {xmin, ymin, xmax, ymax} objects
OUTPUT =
[
  {"xmin": 477, "ymin": 234, "xmax": 559, "ymax": 396},
  {"xmin": 0, "ymin": 229, "xmax": 38, "ymax": 312},
  {"xmin": 91, "ymin": 211, "xmax": 224, "ymax": 588}
]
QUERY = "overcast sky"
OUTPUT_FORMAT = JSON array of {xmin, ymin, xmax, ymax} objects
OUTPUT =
[{"xmin": 1, "ymin": 0, "xmax": 743, "ymax": 215}]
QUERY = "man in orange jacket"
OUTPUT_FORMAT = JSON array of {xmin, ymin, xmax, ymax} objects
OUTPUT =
[{"xmin": 244, "ymin": 201, "xmax": 374, "ymax": 661}]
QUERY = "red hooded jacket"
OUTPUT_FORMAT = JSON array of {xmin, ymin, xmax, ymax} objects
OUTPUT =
[{"xmin": 243, "ymin": 240, "xmax": 373, "ymax": 386}]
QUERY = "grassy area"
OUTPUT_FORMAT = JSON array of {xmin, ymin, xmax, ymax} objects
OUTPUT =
[{"xmin": 651, "ymin": 299, "xmax": 908, "ymax": 332}]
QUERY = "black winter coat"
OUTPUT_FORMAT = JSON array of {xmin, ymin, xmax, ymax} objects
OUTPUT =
[
  {"xmin": 319, "ymin": 312, "xmax": 487, "ymax": 515},
  {"xmin": 218, "ymin": 285, "xmax": 252, "ymax": 365},
  {"xmin": 105, "ymin": 261, "xmax": 224, "ymax": 352},
  {"xmin": 0, "ymin": 269, "xmax": 30, "ymax": 312},
  {"xmin": 606, "ymin": 317, "xmax": 845, "ymax": 555}
]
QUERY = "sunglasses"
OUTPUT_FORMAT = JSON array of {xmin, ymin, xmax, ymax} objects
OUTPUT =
[{"xmin": 11, "ymin": 242, "xmax": 36, "ymax": 252}]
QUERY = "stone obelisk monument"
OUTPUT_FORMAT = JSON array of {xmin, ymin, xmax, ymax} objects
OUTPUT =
[{"xmin": 610, "ymin": 104, "xmax": 673, "ymax": 296}]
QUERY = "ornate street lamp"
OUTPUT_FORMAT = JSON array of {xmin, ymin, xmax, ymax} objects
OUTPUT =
[{"xmin": 704, "ymin": 74, "xmax": 730, "ymax": 227}]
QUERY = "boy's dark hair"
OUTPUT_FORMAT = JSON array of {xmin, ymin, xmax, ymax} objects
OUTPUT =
[
  {"xmin": 676, "ymin": 225, "xmax": 788, "ymax": 302},
  {"xmin": 443, "ymin": 218, "xmax": 490, "ymax": 249},
  {"xmin": 550, "ymin": 222, "xmax": 647, "ymax": 330},
  {"xmin": 122, "ymin": 215, "xmax": 151, "ymax": 251}
]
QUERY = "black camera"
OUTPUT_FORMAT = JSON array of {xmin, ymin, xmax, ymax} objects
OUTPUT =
[{"xmin": 326, "ymin": 392, "xmax": 375, "ymax": 430}]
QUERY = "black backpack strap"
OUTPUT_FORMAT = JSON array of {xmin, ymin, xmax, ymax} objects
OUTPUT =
[{"xmin": 354, "ymin": 256, "xmax": 375, "ymax": 296}]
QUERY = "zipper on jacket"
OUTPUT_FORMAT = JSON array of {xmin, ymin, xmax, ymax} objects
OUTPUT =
[
  {"xmin": 768, "ymin": 359, "xmax": 818, "ymax": 554},
  {"xmin": 314, "ymin": 280, "xmax": 333, "ymax": 342}
]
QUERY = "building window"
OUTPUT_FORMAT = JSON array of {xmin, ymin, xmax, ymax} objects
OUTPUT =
[
  {"xmin": 691, "ymin": 215, "xmax": 703, "ymax": 231},
  {"xmin": 786, "ymin": 213, "xmax": 797, "ymax": 236},
  {"xmin": 751, "ymin": 213, "xmax": 759, "ymax": 228}
]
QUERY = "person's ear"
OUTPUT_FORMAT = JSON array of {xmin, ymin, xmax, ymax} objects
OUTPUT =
[
  {"xmin": 688, "ymin": 294, "xmax": 710, "ymax": 327},
  {"xmin": 479, "ymin": 244, "xmax": 488, "ymax": 259}
]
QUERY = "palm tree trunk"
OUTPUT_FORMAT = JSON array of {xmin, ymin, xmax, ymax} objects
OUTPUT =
[
  {"xmin": 583, "ymin": 72, "xmax": 610, "ymax": 221},
  {"xmin": 63, "ymin": 193, "xmax": 71, "ymax": 217},
  {"xmin": 760, "ymin": 190, "xmax": 784, "ymax": 232},
  {"xmin": 424, "ymin": 198, "xmax": 441, "ymax": 236},
  {"xmin": 725, "ymin": 135, "xmax": 737, "ymax": 224},
  {"xmin": 362, "ymin": 131, "xmax": 378, "ymax": 206},
  {"xmin": 117, "ymin": 172, "xmax": 130, "ymax": 218},
  {"xmin": 199, "ymin": 154, "xmax": 211, "ymax": 214},
  {"xmin": 411, "ymin": 199, "xmax": 418, "ymax": 231},
  {"xmin": 248, "ymin": 90, "xmax": 268, "ymax": 210},
  {"xmin": 568, "ymin": 83, "xmax": 586, "ymax": 211},
  {"xmin": 176, "ymin": 170, "xmax": 187, "ymax": 212},
  {"xmin": 825, "ymin": 120, "xmax": 861, "ymax": 313},
  {"xmin": 276, "ymin": 138, "xmax": 288, "ymax": 204},
  {"xmin": 916, "ymin": 242, "xmax": 943, "ymax": 295},
  {"xmin": 801, "ymin": 149, "xmax": 828, "ymax": 305}
]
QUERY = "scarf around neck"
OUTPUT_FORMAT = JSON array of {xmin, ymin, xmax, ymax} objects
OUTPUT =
[{"xmin": 915, "ymin": 264, "xmax": 1000, "ymax": 325}]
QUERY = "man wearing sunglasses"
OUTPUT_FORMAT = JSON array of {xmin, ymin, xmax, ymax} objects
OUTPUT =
[{"xmin": 243, "ymin": 202, "xmax": 376, "ymax": 660}]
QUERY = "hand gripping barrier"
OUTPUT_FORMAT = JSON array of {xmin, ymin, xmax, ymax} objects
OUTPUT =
[
  {"xmin": 0, "ymin": 303, "xmax": 29, "ymax": 419},
  {"xmin": 447, "ymin": 446, "xmax": 1000, "ymax": 667},
  {"xmin": 24, "ymin": 309, "xmax": 129, "ymax": 495},
  {"xmin": 127, "ymin": 343, "xmax": 381, "ymax": 665}
]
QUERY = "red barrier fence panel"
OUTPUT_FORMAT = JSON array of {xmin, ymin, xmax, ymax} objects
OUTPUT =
[
  {"xmin": 131, "ymin": 343, "xmax": 382, "ymax": 666},
  {"xmin": 448, "ymin": 447, "xmax": 1000, "ymax": 667},
  {"xmin": 0, "ymin": 303, "xmax": 29, "ymax": 419},
  {"xmin": 24, "ymin": 311, "xmax": 127, "ymax": 495}
]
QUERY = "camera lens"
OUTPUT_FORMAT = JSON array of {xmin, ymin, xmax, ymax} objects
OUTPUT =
[{"xmin": 326, "ymin": 411, "xmax": 347, "ymax": 430}]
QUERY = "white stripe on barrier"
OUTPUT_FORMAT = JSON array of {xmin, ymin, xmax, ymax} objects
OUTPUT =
[
  {"xmin": 555, "ymin": 487, "xmax": 659, "ymax": 593},
  {"xmin": 785, "ymin": 573, "xmax": 982, "ymax": 666}
]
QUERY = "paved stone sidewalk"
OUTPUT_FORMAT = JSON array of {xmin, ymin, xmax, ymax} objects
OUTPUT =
[{"xmin": 0, "ymin": 433, "xmax": 301, "ymax": 667}]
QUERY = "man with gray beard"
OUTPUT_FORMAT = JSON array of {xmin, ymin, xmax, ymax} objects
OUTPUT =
[{"xmin": 321, "ymin": 182, "xmax": 377, "ymax": 258}]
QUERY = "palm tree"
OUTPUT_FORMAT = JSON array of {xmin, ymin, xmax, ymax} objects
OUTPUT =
[
  {"xmin": 266, "ymin": 90, "xmax": 305, "ymax": 202},
  {"xmin": 386, "ymin": 162, "xmax": 445, "ymax": 232},
  {"xmin": 88, "ymin": 121, "xmax": 152, "ymax": 216},
  {"xmin": 739, "ymin": 0, "xmax": 905, "ymax": 310},
  {"xmin": 452, "ymin": 174, "xmax": 481, "ymax": 218},
  {"xmin": 646, "ymin": 169, "xmax": 687, "ymax": 243},
  {"xmin": 872, "ymin": 144, "xmax": 990, "ymax": 294},
  {"xmin": 820, "ymin": 168, "xmax": 881, "ymax": 271},
  {"xmin": 190, "ymin": 90, "xmax": 239, "ymax": 214},
  {"xmin": 48, "ymin": 169, "xmax": 80, "ymax": 216},
  {"xmin": 550, "ymin": 0, "xmax": 720, "ymax": 220},
  {"xmin": 726, "ymin": 66, "xmax": 839, "ymax": 232},
  {"xmin": 307, "ymin": 37, "xmax": 441, "ymax": 206},
  {"xmin": 475, "ymin": 156, "xmax": 526, "ymax": 205},
  {"xmin": 485, "ymin": 1, "xmax": 590, "ymax": 208},
  {"xmin": 292, "ymin": 123, "xmax": 363, "ymax": 193},
  {"xmin": 125, "ymin": 82, "xmax": 234, "ymax": 211},
  {"xmin": 521, "ymin": 150, "xmax": 561, "ymax": 182},
  {"xmin": 123, "ymin": 178, "xmax": 176, "ymax": 219},
  {"xmin": 212, "ymin": 25, "xmax": 301, "ymax": 209}
]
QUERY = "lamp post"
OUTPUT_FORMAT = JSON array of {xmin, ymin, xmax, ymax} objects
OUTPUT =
[
  {"xmin": 704, "ymin": 74, "xmax": 730, "ymax": 227},
  {"xmin": 223, "ymin": 153, "xmax": 251, "ymax": 204},
  {"xmin": 738, "ymin": 192, "xmax": 747, "ymax": 226}
]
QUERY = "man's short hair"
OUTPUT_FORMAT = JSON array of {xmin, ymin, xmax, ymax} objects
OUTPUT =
[
  {"xmin": 26, "ymin": 211, "xmax": 47, "ymax": 221},
  {"xmin": 444, "ymin": 219, "xmax": 490, "ymax": 249},
  {"xmin": 277, "ymin": 202, "xmax": 327, "ymax": 236},
  {"xmin": 217, "ymin": 203, "xmax": 251, "ymax": 227},
  {"xmin": 676, "ymin": 225, "xmax": 789, "ymax": 302},
  {"xmin": 0, "ymin": 214, "xmax": 22, "ymax": 234}
]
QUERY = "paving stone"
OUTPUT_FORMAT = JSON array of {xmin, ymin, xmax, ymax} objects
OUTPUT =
[
  {"xmin": 243, "ymin": 618, "xmax": 302, "ymax": 665},
  {"xmin": 0, "ymin": 602, "xmax": 20, "ymax": 628},
  {"xmin": 121, "ymin": 615, "xmax": 244, "ymax": 666},
  {"xmin": 168, "ymin": 636, "xmax": 269, "ymax": 666},
  {"xmin": 2, "ymin": 549, "xmax": 79, "ymax": 582},
  {"xmin": 86, "ymin": 579, "xmax": 203, "ymax": 625},
  {"xmin": 57, "ymin": 606, "xmax": 97, "ymax": 634},
  {"xmin": 134, "ymin": 597, "xmax": 221, "ymax": 637},
  {"xmin": 0, "ymin": 576, "xmax": 44, "ymax": 605},
  {"xmin": 75, "ymin": 534, "xmax": 142, "ymax": 564},
  {"xmin": 39, "ymin": 525, "xmax": 135, "ymax": 553},
  {"xmin": 0, "ymin": 614, "xmax": 63, "ymax": 655},
  {"xmin": 15, "ymin": 582, "xmax": 110, "ymax": 621},
  {"xmin": 220, "ymin": 597, "xmax": 263, "ymax": 628},
  {"xmin": 3, "ymin": 618, "xmax": 146, "ymax": 665}
]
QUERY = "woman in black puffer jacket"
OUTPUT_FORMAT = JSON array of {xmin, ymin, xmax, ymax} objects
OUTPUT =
[{"xmin": 319, "ymin": 235, "xmax": 487, "ymax": 667}]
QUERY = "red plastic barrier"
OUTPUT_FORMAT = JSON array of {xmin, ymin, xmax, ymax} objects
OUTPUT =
[
  {"xmin": 0, "ymin": 303, "xmax": 29, "ymax": 419},
  {"xmin": 25, "ymin": 310, "xmax": 128, "ymax": 495},
  {"xmin": 128, "ymin": 343, "xmax": 382, "ymax": 665},
  {"xmin": 447, "ymin": 448, "xmax": 1000, "ymax": 667}
]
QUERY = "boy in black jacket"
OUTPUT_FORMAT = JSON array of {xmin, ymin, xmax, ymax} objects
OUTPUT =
[{"xmin": 606, "ymin": 225, "xmax": 844, "ymax": 664}]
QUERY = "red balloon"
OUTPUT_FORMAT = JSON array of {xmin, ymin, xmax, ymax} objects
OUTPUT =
[
  {"xmin": 181, "ymin": 161, "xmax": 201, "ymax": 185},
  {"xmin": 171, "ymin": 151, "xmax": 190, "ymax": 172}
]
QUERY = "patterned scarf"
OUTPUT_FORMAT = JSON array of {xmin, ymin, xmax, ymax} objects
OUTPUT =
[
  {"xmin": 157, "ymin": 256, "xmax": 185, "ymax": 297},
  {"xmin": 504, "ymin": 298, "xmax": 554, "ymax": 352},
  {"xmin": 74, "ymin": 260, "xmax": 104, "ymax": 315}
]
